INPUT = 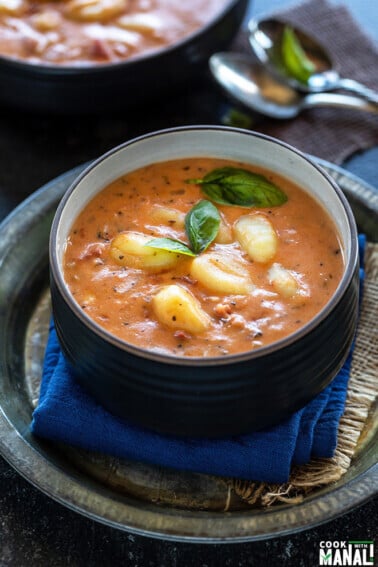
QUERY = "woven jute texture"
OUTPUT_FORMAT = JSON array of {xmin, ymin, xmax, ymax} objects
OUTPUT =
[
  {"xmin": 231, "ymin": 0, "xmax": 378, "ymax": 164},
  {"xmin": 226, "ymin": 242, "xmax": 378, "ymax": 508}
]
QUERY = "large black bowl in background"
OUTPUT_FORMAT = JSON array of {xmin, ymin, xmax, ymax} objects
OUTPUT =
[
  {"xmin": 50, "ymin": 126, "xmax": 359, "ymax": 437},
  {"xmin": 0, "ymin": 0, "xmax": 248, "ymax": 114}
]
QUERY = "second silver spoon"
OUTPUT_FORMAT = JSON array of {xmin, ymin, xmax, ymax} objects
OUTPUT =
[{"xmin": 209, "ymin": 52, "xmax": 378, "ymax": 119}]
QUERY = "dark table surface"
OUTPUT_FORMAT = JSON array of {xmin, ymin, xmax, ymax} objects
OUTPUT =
[{"xmin": 0, "ymin": 0, "xmax": 377, "ymax": 565}]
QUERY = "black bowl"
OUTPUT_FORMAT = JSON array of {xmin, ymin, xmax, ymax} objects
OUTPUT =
[
  {"xmin": 50, "ymin": 126, "xmax": 359, "ymax": 437},
  {"xmin": 0, "ymin": 0, "xmax": 248, "ymax": 114}
]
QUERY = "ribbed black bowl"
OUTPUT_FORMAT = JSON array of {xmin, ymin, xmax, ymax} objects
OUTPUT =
[
  {"xmin": 0, "ymin": 0, "xmax": 247, "ymax": 114},
  {"xmin": 50, "ymin": 126, "xmax": 359, "ymax": 437}
]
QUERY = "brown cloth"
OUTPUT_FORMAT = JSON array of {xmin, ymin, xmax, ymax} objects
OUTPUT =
[{"xmin": 231, "ymin": 0, "xmax": 378, "ymax": 164}]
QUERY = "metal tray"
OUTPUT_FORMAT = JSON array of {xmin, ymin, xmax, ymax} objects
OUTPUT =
[{"xmin": 0, "ymin": 159, "xmax": 376, "ymax": 542}]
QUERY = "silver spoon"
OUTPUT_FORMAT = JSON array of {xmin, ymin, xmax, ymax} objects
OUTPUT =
[
  {"xmin": 248, "ymin": 17, "xmax": 378, "ymax": 104},
  {"xmin": 209, "ymin": 52, "xmax": 378, "ymax": 119}
]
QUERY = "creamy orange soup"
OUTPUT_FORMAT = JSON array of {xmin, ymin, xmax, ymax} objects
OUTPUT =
[
  {"xmin": 63, "ymin": 158, "xmax": 344, "ymax": 357},
  {"xmin": 0, "ymin": 0, "xmax": 225, "ymax": 65}
]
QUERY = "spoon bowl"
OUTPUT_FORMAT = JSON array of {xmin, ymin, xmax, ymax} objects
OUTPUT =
[
  {"xmin": 248, "ymin": 17, "xmax": 378, "ymax": 103},
  {"xmin": 209, "ymin": 52, "xmax": 378, "ymax": 119}
]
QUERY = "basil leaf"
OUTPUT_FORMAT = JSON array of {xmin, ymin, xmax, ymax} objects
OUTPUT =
[
  {"xmin": 188, "ymin": 167, "xmax": 287, "ymax": 208},
  {"xmin": 145, "ymin": 238, "xmax": 196, "ymax": 257},
  {"xmin": 185, "ymin": 200, "xmax": 220, "ymax": 254},
  {"xmin": 221, "ymin": 107, "xmax": 255, "ymax": 129},
  {"xmin": 281, "ymin": 26, "xmax": 316, "ymax": 84}
]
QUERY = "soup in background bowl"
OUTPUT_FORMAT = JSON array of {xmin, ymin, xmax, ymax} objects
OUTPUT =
[
  {"xmin": 0, "ymin": 0, "xmax": 229, "ymax": 66},
  {"xmin": 50, "ymin": 126, "xmax": 359, "ymax": 437},
  {"xmin": 0, "ymin": 0, "xmax": 248, "ymax": 113}
]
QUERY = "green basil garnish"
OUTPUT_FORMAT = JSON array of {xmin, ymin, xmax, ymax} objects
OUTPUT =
[
  {"xmin": 187, "ymin": 167, "xmax": 287, "ymax": 208},
  {"xmin": 145, "ymin": 200, "xmax": 220, "ymax": 257},
  {"xmin": 281, "ymin": 26, "xmax": 316, "ymax": 84},
  {"xmin": 185, "ymin": 200, "xmax": 220, "ymax": 254},
  {"xmin": 221, "ymin": 107, "xmax": 255, "ymax": 129},
  {"xmin": 145, "ymin": 237, "xmax": 196, "ymax": 257}
]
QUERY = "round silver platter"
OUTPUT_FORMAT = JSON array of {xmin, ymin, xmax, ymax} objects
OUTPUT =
[{"xmin": 0, "ymin": 159, "xmax": 377, "ymax": 542}]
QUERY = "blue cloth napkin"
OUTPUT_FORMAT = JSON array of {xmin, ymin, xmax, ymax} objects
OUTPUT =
[{"xmin": 31, "ymin": 236, "xmax": 366, "ymax": 483}]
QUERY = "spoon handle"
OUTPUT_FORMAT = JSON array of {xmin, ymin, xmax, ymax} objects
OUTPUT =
[
  {"xmin": 336, "ymin": 78, "xmax": 378, "ymax": 105},
  {"xmin": 302, "ymin": 93, "xmax": 378, "ymax": 114}
]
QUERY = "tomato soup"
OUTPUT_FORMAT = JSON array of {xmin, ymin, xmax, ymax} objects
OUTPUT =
[
  {"xmin": 0, "ymin": 0, "xmax": 226, "ymax": 65},
  {"xmin": 63, "ymin": 157, "xmax": 344, "ymax": 357}
]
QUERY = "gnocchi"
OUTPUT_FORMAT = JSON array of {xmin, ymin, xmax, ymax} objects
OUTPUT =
[
  {"xmin": 215, "ymin": 215, "xmax": 233, "ymax": 244},
  {"xmin": 152, "ymin": 285, "xmax": 211, "ymax": 334},
  {"xmin": 65, "ymin": 0, "xmax": 128, "ymax": 22},
  {"xmin": 110, "ymin": 231, "xmax": 182, "ymax": 272},
  {"xmin": 150, "ymin": 205, "xmax": 186, "ymax": 229},
  {"xmin": 117, "ymin": 12, "xmax": 162, "ymax": 34},
  {"xmin": 31, "ymin": 10, "xmax": 61, "ymax": 31},
  {"xmin": 0, "ymin": 0, "xmax": 25, "ymax": 16},
  {"xmin": 234, "ymin": 214, "xmax": 277, "ymax": 263},
  {"xmin": 190, "ymin": 250, "xmax": 254, "ymax": 295},
  {"xmin": 268, "ymin": 263, "xmax": 299, "ymax": 298}
]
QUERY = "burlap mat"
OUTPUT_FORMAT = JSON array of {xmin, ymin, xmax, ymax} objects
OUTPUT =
[
  {"xmin": 226, "ymin": 242, "xmax": 378, "ymax": 507},
  {"xmin": 230, "ymin": 0, "xmax": 378, "ymax": 164}
]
